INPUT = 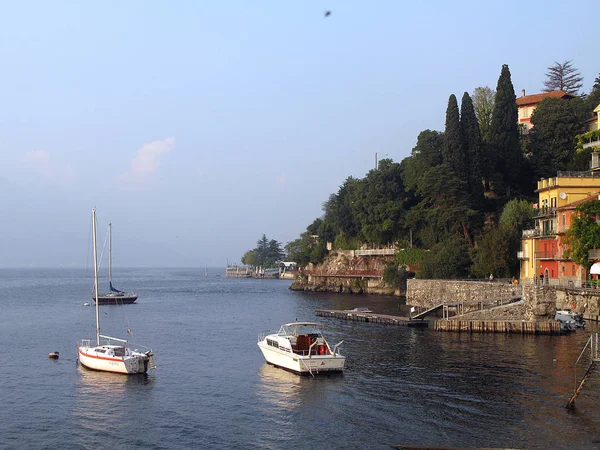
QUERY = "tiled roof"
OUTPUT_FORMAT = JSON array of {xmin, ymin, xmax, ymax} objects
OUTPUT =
[{"xmin": 516, "ymin": 90, "xmax": 576, "ymax": 106}]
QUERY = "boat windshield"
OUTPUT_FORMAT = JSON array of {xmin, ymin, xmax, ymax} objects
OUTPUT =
[{"xmin": 278, "ymin": 323, "xmax": 323, "ymax": 337}]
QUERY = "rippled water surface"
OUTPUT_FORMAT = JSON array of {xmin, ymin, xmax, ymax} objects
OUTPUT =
[{"xmin": 2, "ymin": 268, "xmax": 600, "ymax": 449}]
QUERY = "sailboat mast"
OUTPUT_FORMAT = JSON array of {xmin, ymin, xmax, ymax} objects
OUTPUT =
[
  {"xmin": 92, "ymin": 209, "xmax": 100, "ymax": 346},
  {"xmin": 108, "ymin": 223, "xmax": 112, "ymax": 288}
]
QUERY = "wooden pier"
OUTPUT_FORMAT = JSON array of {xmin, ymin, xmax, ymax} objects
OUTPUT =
[
  {"xmin": 315, "ymin": 309, "xmax": 416, "ymax": 326},
  {"xmin": 432, "ymin": 319, "xmax": 562, "ymax": 335},
  {"xmin": 316, "ymin": 310, "xmax": 563, "ymax": 335}
]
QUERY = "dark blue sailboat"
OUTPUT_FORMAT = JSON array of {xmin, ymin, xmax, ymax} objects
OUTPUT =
[{"xmin": 92, "ymin": 222, "xmax": 138, "ymax": 305}]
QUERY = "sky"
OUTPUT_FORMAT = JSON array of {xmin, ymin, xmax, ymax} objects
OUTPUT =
[{"xmin": 0, "ymin": 0, "xmax": 598, "ymax": 268}]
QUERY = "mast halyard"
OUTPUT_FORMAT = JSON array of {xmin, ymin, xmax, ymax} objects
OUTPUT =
[
  {"xmin": 92, "ymin": 209, "xmax": 100, "ymax": 346},
  {"xmin": 108, "ymin": 223, "xmax": 113, "ymax": 289}
]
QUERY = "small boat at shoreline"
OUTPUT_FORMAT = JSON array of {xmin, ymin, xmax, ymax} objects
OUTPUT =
[
  {"xmin": 344, "ymin": 307, "xmax": 372, "ymax": 313},
  {"xmin": 257, "ymin": 322, "xmax": 345, "ymax": 376},
  {"xmin": 555, "ymin": 310, "xmax": 585, "ymax": 331}
]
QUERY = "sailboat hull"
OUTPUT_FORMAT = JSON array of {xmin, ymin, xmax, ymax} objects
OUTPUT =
[
  {"xmin": 93, "ymin": 293, "xmax": 138, "ymax": 305},
  {"xmin": 78, "ymin": 345, "xmax": 150, "ymax": 374}
]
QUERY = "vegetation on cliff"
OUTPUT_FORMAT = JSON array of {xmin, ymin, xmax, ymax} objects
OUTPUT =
[{"xmin": 284, "ymin": 63, "xmax": 600, "ymax": 280}]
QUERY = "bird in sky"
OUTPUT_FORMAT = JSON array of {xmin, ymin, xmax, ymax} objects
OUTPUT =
[{"xmin": 324, "ymin": 11, "xmax": 331, "ymax": 18}]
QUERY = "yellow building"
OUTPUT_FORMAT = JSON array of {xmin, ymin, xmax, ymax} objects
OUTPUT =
[{"xmin": 519, "ymin": 168, "xmax": 600, "ymax": 285}]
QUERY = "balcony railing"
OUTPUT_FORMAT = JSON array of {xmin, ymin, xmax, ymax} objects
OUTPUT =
[
  {"xmin": 582, "ymin": 136, "xmax": 600, "ymax": 149},
  {"xmin": 535, "ymin": 251, "xmax": 559, "ymax": 259},
  {"xmin": 556, "ymin": 170, "xmax": 600, "ymax": 178},
  {"xmin": 589, "ymin": 249, "xmax": 600, "ymax": 260},
  {"xmin": 522, "ymin": 228, "xmax": 556, "ymax": 238},
  {"xmin": 516, "ymin": 251, "xmax": 528, "ymax": 260},
  {"xmin": 533, "ymin": 207, "xmax": 556, "ymax": 218}
]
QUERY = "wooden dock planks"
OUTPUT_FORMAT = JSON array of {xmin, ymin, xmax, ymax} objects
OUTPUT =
[{"xmin": 315, "ymin": 310, "xmax": 562, "ymax": 335}]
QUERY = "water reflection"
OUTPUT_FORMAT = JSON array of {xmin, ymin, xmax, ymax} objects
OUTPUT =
[
  {"xmin": 72, "ymin": 364, "xmax": 154, "ymax": 449},
  {"xmin": 256, "ymin": 363, "xmax": 345, "ymax": 406}
]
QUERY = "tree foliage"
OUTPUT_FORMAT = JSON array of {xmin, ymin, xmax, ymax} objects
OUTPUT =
[
  {"xmin": 383, "ymin": 263, "xmax": 408, "ymax": 290},
  {"xmin": 565, "ymin": 200, "xmax": 600, "ymax": 268},
  {"xmin": 460, "ymin": 91, "xmax": 485, "ymax": 206},
  {"xmin": 471, "ymin": 199, "xmax": 533, "ymax": 277},
  {"xmin": 402, "ymin": 130, "xmax": 444, "ymax": 192},
  {"xmin": 418, "ymin": 239, "xmax": 471, "ymax": 279},
  {"xmin": 443, "ymin": 94, "xmax": 467, "ymax": 181},
  {"xmin": 472, "ymin": 86, "xmax": 495, "ymax": 142},
  {"xmin": 406, "ymin": 164, "xmax": 476, "ymax": 247},
  {"xmin": 528, "ymin": 97, "xmax": 587, "ymax": 178},
  {"xmin": 242, "ymin": 234, "xmax": 285, "ymax": 268},
  {"xmin": 542, "ymin": 60, "xmax": 583, "ymax": 94},
  {"xmin": 490, "ymin": 64, "xmax": 521, "ymax": 197}
]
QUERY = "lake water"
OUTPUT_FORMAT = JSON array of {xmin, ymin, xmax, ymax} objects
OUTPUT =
[{"xmin": 1, "ymin": 268, "xmax": 600, "ymax": 449}]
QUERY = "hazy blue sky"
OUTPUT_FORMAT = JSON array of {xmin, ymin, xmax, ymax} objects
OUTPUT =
[{"xmin": 1, "ymin": 0, "xmax": 597, "ymax": 268}]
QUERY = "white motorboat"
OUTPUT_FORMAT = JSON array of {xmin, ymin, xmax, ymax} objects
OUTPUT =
[
  {"xmin": 257, "ymin": 322, "xmax": 345, "ymax": 376},
  {"xmin": 78, "ymin": 209, "xmax": 155, "ymax": 375}
]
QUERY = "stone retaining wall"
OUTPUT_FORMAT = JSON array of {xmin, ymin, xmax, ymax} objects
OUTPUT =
[
  {"xmin": 407, "ymin": 279, "xmax": 600, "ymax": 322},
  {"xmin": 406, "ymin": 279, "xmax": 521, "ymax": 307}
]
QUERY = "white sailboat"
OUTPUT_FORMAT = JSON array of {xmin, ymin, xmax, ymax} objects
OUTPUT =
[
  {"xmin": 205, "ymin": 265, "xmax": 208, "ymax": 277},
  {"xmin": 93, "ymin": 222, "xmax": 138, "ymax": 305},
  {"xmin": 78, "ymin": 209, "xmax": 155, "ymax": 375}
]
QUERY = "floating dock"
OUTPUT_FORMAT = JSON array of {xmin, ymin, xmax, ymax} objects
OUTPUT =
[{"xmin": 315, "ymin": 310, "xmax": 424, "ymax": 326}]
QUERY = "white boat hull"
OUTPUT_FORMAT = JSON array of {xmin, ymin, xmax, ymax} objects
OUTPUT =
[
  {"xmin": 258, "ymin": 341, "xmax": 345, "ymax": 375},
  {"xmin": 78, "ymin": 346, "xmax": 149, "ymax": 374}
]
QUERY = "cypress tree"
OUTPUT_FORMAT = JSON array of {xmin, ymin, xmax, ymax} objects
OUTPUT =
[
  {"xmin": 490, "ymin": 64, "xmax": 521, "ymax": 197},
  {"xmin": 460, "ymin": 92, "xmax": 485, "ymax": 205},
  {"xmin": 443, "ymin": 94, "xmax": 468, "ymax": 181}
]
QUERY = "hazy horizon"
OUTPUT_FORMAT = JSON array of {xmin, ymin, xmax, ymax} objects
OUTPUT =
[{"xmin": 1, "ymin": 1, "xmax": 597, "ymax": 268}]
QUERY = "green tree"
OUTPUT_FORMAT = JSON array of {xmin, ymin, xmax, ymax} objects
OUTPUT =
[
  {"xmin": 470, "ymin": 225, "xmax": 513, "ymax": 278},
  {"xmin": 402, "ymin": 130, "xmax": 444, "ymax": 192},
  {"xmin": 322, "ymin": 177, "xmax": 361, "ymax": 238},
  {"xmin": 241, "ymin": 250, "xmax": 258, "ymax": 266},
  {"xmin": 471, "ymin": 199, "xmax": 534, "ymax": 277},
  {"xmin": 499, "ymin": 198, "xmax": 534, "ymax": 232},
  {"xmin": 383, "ymin": 263, "xmax": 408, "ymax": 290},
  {"xmin": 406, "ymin": 164, "xmax": 476, "ymax": 247},
  {"xmin": 418, "ymin": 239, "xmax": 471, "ymax": 279},
  {"xmin": 244, "ymin": 234, "xmax": 286, "ymax": 268},
  {"xmin": 353, "ymin": 159, "xmax": 406, "ymax": 244},
  {"xmin": 585, "ymin": 74, "xmax": 600, "ymax": 113},
  {"xmin": 565, "ymin": 200, "xmax": 600, "ymax": 268},
  {"xmin": 542, "ymin": 60, "xmax": 583, "ymax": 94},
  {"xmin": 443, "ymin": 94, "xmax": 468, "ymax": 181},
  {"xmin": 528, "ymin": 97, "xmax": 586, "ymax": 178},
  {"xmin": 472, "ymin": 86, "xmax": 495, "ymax": 142},
  {"xmin": 490, "ymin": 64, "xmax": 521, "ymax": 197},
  {"xmin": 460, "ymin": 91, "xmax": 485, "ymax": 206}
]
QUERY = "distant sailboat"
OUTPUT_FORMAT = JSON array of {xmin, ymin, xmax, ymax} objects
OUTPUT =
[
  {"xmin": 205, "ymin": 265, "xmax": 208, "ymax": 277},
  {"xmin": 78, "ymin": 209, "xmax": 155, "ymax": 374},
  {"xmin": 93, "ymin": 222, "xmax": 138, "ymax": 305}
]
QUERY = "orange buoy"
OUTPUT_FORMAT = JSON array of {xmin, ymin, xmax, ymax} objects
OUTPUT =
[{"xmin": 48, "ymin": 352, "xmax": 59, "ymax": 359}]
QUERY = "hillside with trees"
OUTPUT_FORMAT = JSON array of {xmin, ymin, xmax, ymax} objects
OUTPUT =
[{"xmin": 284, "ymin": 63, "xmax": 600, "ymax": 280}]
